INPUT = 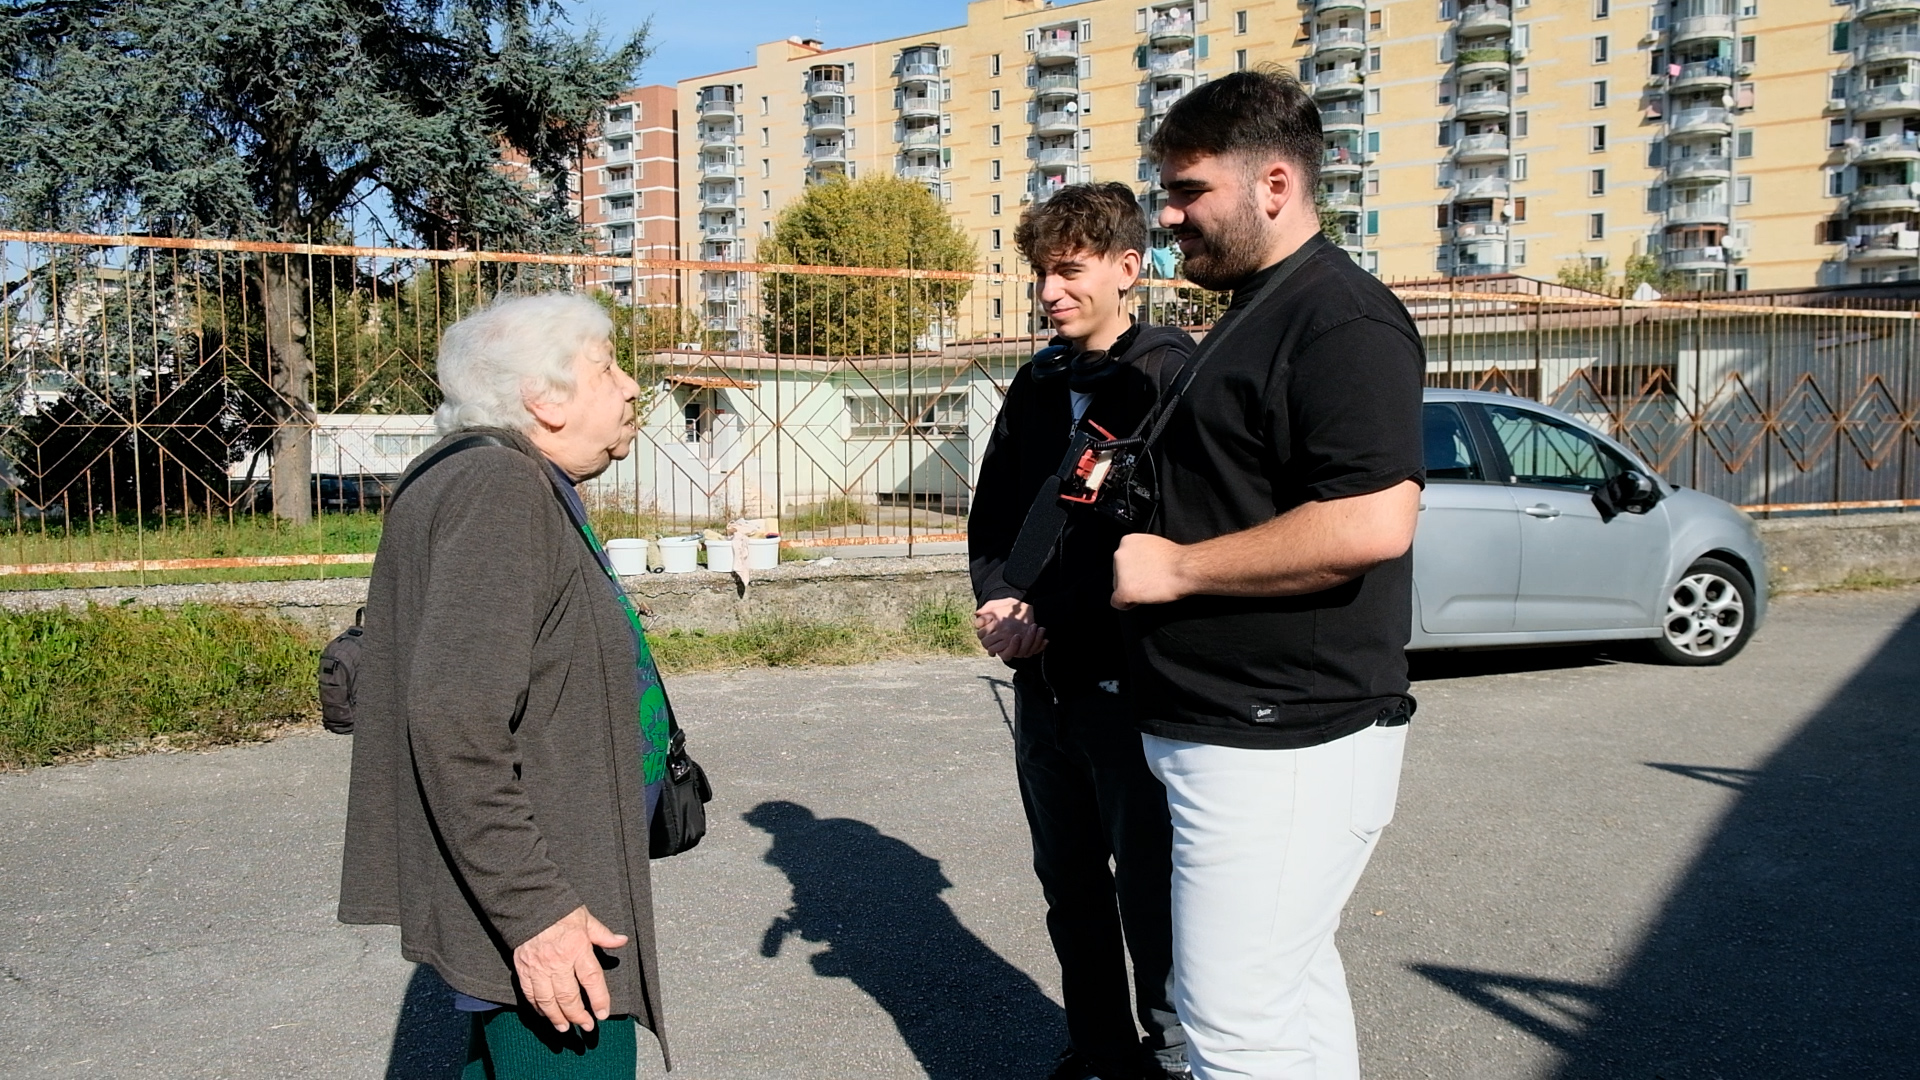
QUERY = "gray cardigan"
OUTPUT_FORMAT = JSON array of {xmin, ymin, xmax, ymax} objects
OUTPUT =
[{"xmin": 338, "ymin": 428, "xmax": 665, "ymax": 1060}]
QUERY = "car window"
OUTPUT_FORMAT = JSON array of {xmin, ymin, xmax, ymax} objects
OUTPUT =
[
  {"xmin": 1422, "ymin": 403, "xmax": 1483, "ymax": 481},
  {"xmin": 1486, "ymin": 404, "xmax": 1613, "ymax": 489}
]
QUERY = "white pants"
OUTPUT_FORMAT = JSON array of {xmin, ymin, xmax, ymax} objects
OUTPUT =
[{"xmin": 1143, "ymin": 723, "xmax": 1407, "ymax": 1080}]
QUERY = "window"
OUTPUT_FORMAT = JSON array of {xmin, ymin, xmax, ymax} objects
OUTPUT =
[
  {"xmin": 992, "ymin": 53, "xmax": 1002, "ymax": 77},
  {"xmin": 1438, "ymin": 81, "xmax": 1455, "ymax": 106},
  {"xmin": 1422, "ymin": 404, "xmax": 1485, "ymax": 481},
  {"xmin": 1591, "ymin": 124, "xmax": 1607, "ymax": 151},
  {"xmin": 1370, "ymin": 10, "xmax": 1384, "ymax": 29},
  {"xmin": 1514, "ymin": 111, "xmax": 1529, "ymax": 138},
  {"xmin": 1647, "ymin": 141, "xmax": 1664, "ymax": 167},
  {"xmin": 1367, "ymin": 130, "xmax": 1381, "ymax": 154},
  {"xmin": 1832, "ymin": 23, "xmax": 1849, "ymax": 52},
  {"xmin": 1829, "ymin": 119, "xmax": 1849, "ymax": 148},
  {"xmin": 992, "ymin": 298, "xmax": 1004, "ymax": 320},
  {"xmin": 1645, "ymin": 185, "xmax": 1664, "ymax": 211},
  {"xmin": 1736, "ymin": 130, "xmax": 1753, "ymax": 157},
  {"xmin": 991, "ymin": 124, "xmax": 1002, "ymax": 146},
  {"xmin": 1365, "ymin": 169, "xmax": 1381, "ymax": 195},
  {"xmin": 1826, "ymin": 168, "xmax": 1843, "ymax": 197},
  {"xmin": 1235, "ymin": 9, "xmax": 1249, "ymax": 33},
  {"xmin": 1368, "ymin": 47, "xmax": 1382, "ymax": 72},
  {"xmin": 1592, "ymin": 36, "xmax": 1609, "ymax": 64},
  {"xmin": 990, "ymin": 159, "xmax": 1002, "ymax": 181},
  {"xmin": 761, "ymin": 219, "xmax": 774, "ymax": 236},
  {"xmin": 760, "ymin": 95, "xmax": 770, "ymax": 114},
  {"xmin": 1511, "ymin": 196, "xmax": 1527, "ymax": 221},
  {"xmin": 1366, "ymin": 209, "xmax": 1379, "ymax": 235},
  {"xmin": 1487, "ymin": 405, "xmax": 1621, "ymax": 489},
  {"xmin": 1736, "ymin": 176, "xmax": 1753, "ymax": 204},
  {"xmin": 761, "ymin": 190, "xmax": 772, "ymax": 209},
  {"xmin": 1740, "ymin": 36, "xmax": 1756, "ymax": 64},
  {"xmin": 1514, "ymin": 23, "xmax": 1530, "ymax": 49},
  {"xmin": 1830, "ymin": 75, "xmax": 1850, "ymax": 102},
  {"xmin": 761, "ymin": 158, "xmax": 771, "ymax": 178},
  {"xmin": 847, "ymin": 393, "xmax": 969, "ymax": 439},
  {"xmin": 1512, "ymin": 154, "xmax": 1528, "ymax": 180},
  {"xmin": 991, "ymin": 89, "xmax": 1001, "ymax": 110},
  {"xmin": 1732, "ymin": 268, "xmax": 1748, "ymax": 290},
  {"xmin": 991, "ymin": 193, "xmax": 1002, "ymax": 215},
  {"xmin": 1235, "ymin": 48, "xmax": 1248, "ymax": 71},
  {"xmin": 1590, "ymin": 168, "xmax": 1606, "ymax": 195},
  {"xmin": 1591, "ymin": 80, "xmax": 1608, "ymax": 107},
  {"xmin": 1368, "ymin": 88, "xmax": 1383, "ymax": 112},
  {"xmin": 1588, "ymin": 212, "xmax": 1605, "ymax": 239},
  {"xmin": 760, "ymin": 127, "xmax": 770, "ymax": 146},
  {"xmin": 991, "ymin": 228, "xmax": 1002, "ymax": 250},
  {"xmin": 1514, "ymin": 68, "xmax": 1530, "ymax": 95},
  {"xmin": 1436, "ymin": 204, "xmax": 1452, "ymax": 229},
  {"xmin": 1439, "ymin": 121, "xmax": 1455, "ymax": 146}
]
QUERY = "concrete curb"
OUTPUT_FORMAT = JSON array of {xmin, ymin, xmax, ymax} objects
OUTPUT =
[{"xmin": 1756, "ymin": 514, "xmax": 1920, "ymax": 592}]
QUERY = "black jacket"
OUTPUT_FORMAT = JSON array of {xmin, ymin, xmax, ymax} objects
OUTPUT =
[{"xmin": 969, "ymin": 324, "xmax": 1194, "ymax": 697}]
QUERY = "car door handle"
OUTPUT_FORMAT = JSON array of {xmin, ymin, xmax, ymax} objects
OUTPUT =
[{"xmin": 1523, "ymin": 504, "xmax": 1562, "ymax": 518}]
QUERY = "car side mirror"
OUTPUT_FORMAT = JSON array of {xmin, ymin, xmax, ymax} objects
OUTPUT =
[{"xmin": 1593, "ymin": 470, "xmax": 1662, "ymax": 522}]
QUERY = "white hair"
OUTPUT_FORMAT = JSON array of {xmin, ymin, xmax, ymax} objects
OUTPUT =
[{"xmin": 432, "ymin": 292, "xmax": 614, "ymax": 435}]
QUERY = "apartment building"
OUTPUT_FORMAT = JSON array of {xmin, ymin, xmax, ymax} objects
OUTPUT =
[
  {"xmin": 578, "ymin": 85, "xmax": 681, "ymax": 304},
  {"xmin": 664, "ymin": 0, "xmax": 1879, "ymax": 336}
]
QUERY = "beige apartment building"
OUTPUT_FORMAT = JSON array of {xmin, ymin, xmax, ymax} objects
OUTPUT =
[{"xmin": 655, "ymin": 0, "xmax": 1914, "ymax": 344}]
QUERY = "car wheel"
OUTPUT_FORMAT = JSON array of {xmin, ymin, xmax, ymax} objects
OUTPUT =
[{"xmin": 1649, "ymin": 557, "xmax": 1755, "ymax": 666}]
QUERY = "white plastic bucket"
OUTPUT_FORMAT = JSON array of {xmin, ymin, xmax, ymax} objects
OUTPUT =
[
  {"xmin": 604, "ymin": 538, "xmax": 648, "ymax": 577},
  {"xmin": 747, "ymin": 536, "xmax": 781, "ymax": 570},
  {"xmin": 658, "ymin": 535, "xmax": 701, "ymax": 574},
  {"xmin": 704, "ymin": 537, "xmax": 735, "ymax": 573}
]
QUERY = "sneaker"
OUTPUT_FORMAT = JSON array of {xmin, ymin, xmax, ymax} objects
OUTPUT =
[{"xmin": 1142, "ymin": 1044, "xmax": 1190, "ymax": 1080}]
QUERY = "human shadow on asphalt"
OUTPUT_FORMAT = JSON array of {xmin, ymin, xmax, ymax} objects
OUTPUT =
[
  {"xmin": 1415, "ymin": 607, "xmax": 1920, "ymax": 1077},
  {"xmin": 1407, "ymin": 644, "xmax": 1624, "ymax": 682},
  {"xmin": 746, "ymin": 799, "xmax": 1063, "ymax": 1078},
  {"xmin": 383, "ymin": 964, "xmax": 468, "ymax": 1079}
]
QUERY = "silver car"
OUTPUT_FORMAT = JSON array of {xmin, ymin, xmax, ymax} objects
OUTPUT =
[{"xmin": 1412, "ymin": 389, "xmax": 1767, "ymax": 665}]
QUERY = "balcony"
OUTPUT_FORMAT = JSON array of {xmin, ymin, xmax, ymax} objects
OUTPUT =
[
  {"xmin": 1322, "ymin": 146, "xmax": 1364, "ymax": 174},
  {"xmin": 1455, "ymin": 3, "xmax": 1513, "ymax": 37},
  {"xmin": 1036, "ymin": 145, "xmax": 1078, "ymax": 169},
  {"xmin": 1453, "ymin": 89, "xmax": 1511, "ymax": 120},
  {"xmin": 1451, "ymin": 220, "xmax": 1508, "ymax": 241},
  {"xmin": 1665, "ymin": 200, "xmax": 1731, "ymax": 225},
  {"xmin": 1667, "ymin": 155, "xmax": 1732, "ymax": 182},
  {"xmin": 1150, "ymin": 88, "xmax": 1189, "ymax": 115},
  {"xmin": 1452, "ymin": 131, "xmax": 1509, "ymax": 162},
  {"xmin": 1662, "ymin": 245, "xmax": 1728, "ymax": 270},
  {"xmin": 898, "ymin": 60, "xmax": 940, "ymax": 84},
  {"xmin": 807, "ymin": 77, "xmax": 846, "ymax": 99},
  {"xmin": 1034, "ymin": 37, "xmax": 1080, "ymax": 63},
  {"xmin": 601, "ymin": 176, "xmax": 635, "ymax": 195},
  {"xmin": 1851, "ymin": 182, "xmax": 1920, "ymax": 212},
  {"xmin": 1321, "ymin": 190, "xmax": 1364, "ymax": 208},
  {"xmin": 696, "ymin": 91, "xmax": 737, "ymax": 118},
  {"xmin": 1313, "ymin": 27, "xmax": 1368, "ymax": 57},
  {"xmin": 901, "ymin": 126, "xmax": 942, "ymax": 150},
  {"xmin": 898, "ymin": 163, "xmax": 943, "ymax": 182},
  {"xmin": 701, "ymin": 239, "xmax": 738, "ymax": 261},
  {"xmin": 1035, "ymin": 71, "xmax": 1080, "ymax": 98},
  {"xmin": 1849, "ymin": 131, "xmax": 1920, "ymax": 165},
  {"xmin": 600, "ymin": 199, "xmax": 636, "ymax": 222},
  {"xmin": 1853, "ymin": 81, "xmax": 1920, "ymax": 119},
  {"xmin": 807, "ymin": 110, "xmax": 847, "ymax": 134},
  {"xmin": 705, "ymin": 314, "xmax": 741, "ymax": 333},
  {"xmin": 602, "ymin": 118, "xmax": 634, "ymax": 137},
  {"xmin": 701, "ymin": 218, "xmax": 739, "ymax": 240},
  {"xmin": 1315, "ymin": 0, "xmax": 1365, "ymax": 11},
  {"xmin": 1321, "ymin": 105, "xmax": 1365, "ymax": 132},
  {"xmin": 1670, "ymin": 58, "xmax": 1735, "ymax": 90},
  {"xmin": 1455, "ymin": 46, "xmax": 1511, "ymax": 78},
  {"xmin": 809, "ymin": 141, "xmax": 847, "ymax": 164},
  {"xmin": 1858, "ymin": 0, "xmax": 1920, "ymax": 20},
  {"xmin": 1453, "ymin": 175, "xmax": 1510, "ymax": 200},
  {"xmin": 703, "ymin": 285, "xmax": 740, "ymax": 303},
  {"xmin": 1035, "ymin": 109, "xmax": 1079, "ymax": 135},
  {"xmin": 699, "ymin": 156, "xmax": 739, "ymax": 177},
  {"xmin": 1448, "ymin": 259, "xmax": 1510, "ymax": 277},
  {"xmin": 1667, "ymin": 106, "xmax": 1733, "ymax": 135},
  {"xmin": 1149, "ymin": 14, "xmax": 1196, "ymax": 44},
  {"xmin": 603, "ymin": 145, "xmax": 634, "ymax": 165},
  {"xmin": 1846, "ymin": 228, "xmax": 1920, "ymax": 260},
  {"xmin": 699, "ymin": 185, "xmax": 738, "ymax": 208},
  {"xmin": 698, "ymin": 128, "xmax": 738, "ymax": 148},
  {"xmin": 1311, "ymin": 68, "xmax": 1364, "ymax": 98},
  {"xmin": 900, "ymin": 96, "xmax": 939, "ymax": 120},
  {"xmin": 1670, "ymin": 14, "xmax": 1736, "ymax": 44},
  {"xmin": 1149, "ymin": 49, "xmax": 1195, "ymax": 74},
  {"xmin": 1864, "ymin": 31, "xmax": 1920, "ymax": 64}
]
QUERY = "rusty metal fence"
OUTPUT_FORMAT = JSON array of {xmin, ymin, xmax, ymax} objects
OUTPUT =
[{"xmin": 2, "ymin": 231, "xmax": 1916, "ymax": 586}]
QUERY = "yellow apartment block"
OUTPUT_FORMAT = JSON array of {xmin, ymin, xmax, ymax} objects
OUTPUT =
[{"xmin": 658, "ymin": 0, "xmax": 1911, "ymax": 344}]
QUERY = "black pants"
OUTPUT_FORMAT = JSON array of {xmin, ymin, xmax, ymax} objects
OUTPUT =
[{"xmin": 1013, "ymin": 669, "xmax": 1185, "ymax": 1075}]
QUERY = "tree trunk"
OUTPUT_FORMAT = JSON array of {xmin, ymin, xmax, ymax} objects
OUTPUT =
[{"xmin": 259, "ymin": 258, "xmax": 314, "ymax": 524}]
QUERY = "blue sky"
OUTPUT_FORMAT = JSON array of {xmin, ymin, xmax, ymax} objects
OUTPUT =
[{"xmin": 570, "ymin": 0, "xmax": 1000, "ymax": 85}]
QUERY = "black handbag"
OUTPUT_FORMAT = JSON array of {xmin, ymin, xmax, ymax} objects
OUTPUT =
[{"xmin": 650, "ymin": 698, "xmax": 713, "ymax": 858}]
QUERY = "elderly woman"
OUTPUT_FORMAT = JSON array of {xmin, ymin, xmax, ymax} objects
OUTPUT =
[{"xmin": 339, "ymin": 293, "xmax": 669, "ymax": 1077}]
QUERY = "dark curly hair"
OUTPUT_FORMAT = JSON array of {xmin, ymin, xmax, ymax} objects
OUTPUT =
[{"xmin": 1013, "ymin": 181, "xmax": 1149, "ymax": 273}]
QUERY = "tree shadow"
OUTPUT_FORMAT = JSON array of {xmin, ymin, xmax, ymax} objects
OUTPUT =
[
  {"xmin": 745, "ymin": 799, "xmax": 1063, "ymax": 1079},
  {"xmin": 1416, "ymin": 608, "xmax": 1920, "ymax": 1077},
  {"xmin": 383, "ymin": 964, "xmax": 467, "ymax": 1080}
]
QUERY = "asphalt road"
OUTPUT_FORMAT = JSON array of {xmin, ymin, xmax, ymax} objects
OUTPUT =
[{"xmin": 2, "ymin": 587, "xmax": 1915, "ymax": 1080}]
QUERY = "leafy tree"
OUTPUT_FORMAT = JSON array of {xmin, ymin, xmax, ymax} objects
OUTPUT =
[
  {"xmin": 1316, "ymin": 196, "xmax": 1352, "ymax": 246},
  {"xmin": 0, "ymin": 0, "xmax": 647, "ymax": 522},
  {"xmin": 1623, "ymin": 252, "xmax": 1683, "ymax": 295},
  {"xmin": 1557, "ymin": 257, "xmax": 1614, "ymax": 293},
  {"xmin": 760, "ymin": 176, "xmax": 976, "ymax": 356}
]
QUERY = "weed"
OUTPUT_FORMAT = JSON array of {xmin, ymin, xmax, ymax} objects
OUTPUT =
[
  {"xmin": 783, "ymin": 496, "xmax": 872, "ymax": 533},
  {"xmin": 904, "ymin": 597, "xmax": 979, "ymax": 654}
]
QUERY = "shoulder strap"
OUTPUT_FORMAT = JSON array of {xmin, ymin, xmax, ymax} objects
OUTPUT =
[{"xmin": 389, "ymin": 433, "xmax": 507, "ymax": 506}]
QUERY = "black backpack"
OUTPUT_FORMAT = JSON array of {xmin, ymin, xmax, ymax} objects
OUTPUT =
[{"xmin": 316, "ymin": 434, "xmax": 503, "ymax": 735}]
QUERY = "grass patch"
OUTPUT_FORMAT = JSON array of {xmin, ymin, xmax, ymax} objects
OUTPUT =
[
  {"xmin": 0, "ymin": 604, "xmax": 322, "ymax": 768},
  {"xmin": 783, "ymin": 496, "xmax": 872, "ymax": 533},
  {"xmin": 1834, "ymin": 569, "xmax": 1918, "ymax": 591},
  {"xmin": 904, "ymin": 596, "xmax": 980, "ymax": 654},
  {"xmin": 650, "ymin": 598, "xmax": 980, "ymax": 673}
]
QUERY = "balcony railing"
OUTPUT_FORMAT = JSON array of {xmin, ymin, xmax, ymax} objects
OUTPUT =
[
  {"xmin": 696, "ymin": 93, "xmax": 737, "ymax": 116},
  {"xmin": 1451, "ymin": 221, "xmax": 1508, "ymax": 240},
  {"xmin": 809, "ymin": 142, "xmax": 847, "ymax": 163},
  {"xmin": 1851, "ymin": 182, "xmax": 1920, "ymax": 210},
  {"xmin": 898, "ymin": 60, "xmax": 940, "ymax": 81},
  {"xmin": 807, "ymin": 111, "xmax": 848, "ymax": 132},
  {"xmin": 1456, "ymin": 3, "xmax": 1513, "ymax": 34},
  {"xmin": 898, "ymin": 163, "xmax": 943, "ymax": 182},
  {"xmin": 1452, "ymin": 132, "xmax": 1509, "ymax": 157},
  {"xmin": 699, "ymin": 186, "xmax": 738, "ymax": 207},
  {"xmin": 601, "ymin": 177, "xmax": 635, "ymax": 195},
  {"xmin": 600, "ymin": 200, "xmax": 636, "ymax": 221},
  {"xmin": 1320, "ymin": 105, "xmax": 1365, "ymax": 128},
  {"xmin": 1321, "ymin": 190, "xmax": 1364, "ymax": 208},
  {"xmin": 1034, "ymin": 37, "xmax": 1080, "ymax": 61},
  {"xmin": 602, "ymin": 119, "xmax": 634, "ymax": 136},
  {"xmin": 1036, "ymin": 145, "xmax": 1078, "ymax": 167},
  {"xmin": 1857, "ymin": 0, "xmax": 1920, "ymax": 19},
  {"xmin": 1453, "ymin": 175, "xmax": 1510, "ymax": 199},
  {"xmin": 899, "ymin": 96, "xmax": 939, "ymax": 117},
  {"xmin": 1863, "ymin": 32, "xmax": 1920, "ymax": 62},
  {"xmin": 1667, "ymin": 106, "xmax": 1732, "ymax": 133},
  {"xmin": 1662, "ymin": 245, "xmax": 1728, "ymax": 267},
  {"xmin": 1311, "ymin": 68, "xmax": 1364, "ymax": 93},
  {"xmin": 1149, "ymin": 49, "xmax": 1196, "ymax": 74},
  {"xmin": 701, "ymin": 219, "xmax": 739, "ymax": 239},
  {"xmin": 603, "ymin": 146, "xmax": 634, "ymax": 165},
  {"xmin": 1315, "ymin": 0, "xmax": 1365, "ymax": 11},
  {"xmin": 807, "ymin": 78, "xmax": 846, "ymax": 97},
  {"xmin": 1151, "ymin": 89, "xmax": 1188, "ymax": 114},
  {"xmin": 698, "ymin": 129, "xmax": 737, "ymax": 147},
  {"xmin": 1848, "ymin": 131, "xmax": 1920, "ymax": 164},
  {"xmin": 1454, "ymin": 89, "xmax": 1512, "ymax": 116},
  {"xmin": 699, "ymin": 157, "xmax": 738, "ymax": 177},
  {"xmin": 1449, "ymin": 261, "xmax": 1510, "ymax": 277},
  {"xmin": 1846, "ymin": 228, "xmax": 1920, "ymax": 258},
  {"xmin": 1666, "ymin": 155, "xmax": 1732, "ymax": 181},
  {"xmin": 1455, "ymin": 46, "xmax": 1511, "ymax": 69},
  {"xmin": 1036, "ymin": 110, "xmax": 1079, "ymax": 133},
  {"xmin": 1149, "ymin": 14, "xmax": 1196, "ymax": 41},
  {"xmin": 901, "ymin": 127, "xmax": 942, "ymax": 149},
  {"xmin": 703, "ymin": 286, "xmax": 740, "ymax": 303},
  {"xmin": 1852, "ymin": 82, "xmax": 1920, "ymax": 115},
  {"xmin": 1672, "ymin": 58, "xmax": 1734, "ymax": 84},
  {"xmin": 1035, "ymin": 72, "xmax": 1080, "ymax": 95},
  {"xmin": 1665, "ymin": 201, "xmax": 1731, "ymax": 224},
  {"xmin": 1313, "ymin": 27, "xmax": 1368, "ymax": 52},
  {"xmin": 1322, "ymin": 146, "xmax": 1365, "ymax": 169},
  {"xmin": 1670, "ymin": 14, "xmax": 1736, "ymax": 41}
]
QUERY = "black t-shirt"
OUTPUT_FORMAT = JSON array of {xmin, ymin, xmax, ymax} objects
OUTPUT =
[{"xmin": 1124, "ymin": 234, "xmax": 1426, "ymax": 750}]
